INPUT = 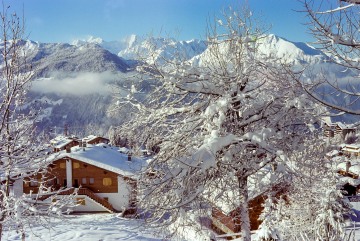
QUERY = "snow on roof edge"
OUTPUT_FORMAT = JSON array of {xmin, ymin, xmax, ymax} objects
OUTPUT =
[{"xmin": 49, "ymin": 144, "xmax": 148, "ymax": 179}]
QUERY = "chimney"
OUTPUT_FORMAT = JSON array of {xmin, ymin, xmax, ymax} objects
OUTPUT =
[
  {"xmin": 346, "ymin": 161, "xmax": 351, "ymax": 173},
  {"xmin": 83, "ymin": 141, "xmax": 87, "ymax": 151},
  {"xmin": 66, "ymin": 146, "xmax": 71, "ymax": 153},
  {"xmin": 78, "ymin": 140, "xmax": 83, "ymax": 148},
  {"xmin": 127, "ymin": 153, "xmax": 132, "ymax": 162}
]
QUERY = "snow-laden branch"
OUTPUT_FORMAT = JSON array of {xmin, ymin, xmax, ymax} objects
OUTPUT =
[
  {"xmin": 115, "ymin": 7, "xmax": 322, "ymax": 239},
  {"xmin": 315, "ymin": 4, "xmax": 355, "ymax": 14}
]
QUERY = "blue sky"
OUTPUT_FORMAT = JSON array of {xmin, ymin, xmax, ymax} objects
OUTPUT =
[{"xmin": 7, "ymin": 0, "xmax": 312, "ymax": 43}]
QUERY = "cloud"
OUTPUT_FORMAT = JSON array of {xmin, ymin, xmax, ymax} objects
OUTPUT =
[{"xmin": 31, "ymin": 71, "xmax": 118, "ymax": 95}]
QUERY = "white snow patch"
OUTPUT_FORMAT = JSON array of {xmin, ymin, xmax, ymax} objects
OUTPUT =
[{"xmin": 3, "ymin": 214, "xmax": 167, "ymax": 241}]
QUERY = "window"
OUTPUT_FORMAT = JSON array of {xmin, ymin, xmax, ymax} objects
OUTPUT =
[
  {"xmin": 81, "ymin": 178, "xmax": 87, "ymax": 185},
  {"xmin": 29, "ymin": 180, "xmax": 38, "ymax": 187},
  {"xmin": 102, "ymin": 178, "xmax": 112, "ymax": 186},
  {"xmin": 76, "ymin": 198, "xmax": 85, "ymax": 205},
  {"xmin": 73, "ymin": 162, "xmax": 80, "ymax": 169},
  {"xmin": 89, "ymin": 178, "xmax": 95, "ymax": 184},
  {"xmin": 59, "ymin": 162, "xmax": 66, "ymax": 169}
]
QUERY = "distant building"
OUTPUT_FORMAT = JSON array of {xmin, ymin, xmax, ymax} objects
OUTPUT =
[
  {"xmin": 336, "ymin": 159, "xmax": 360, "ymax": 212},
  {"xmin": 334, "ymin": 157, "xmax": 360, "ymax": 215},
  {"xmin": 82, "ymin": 135, "xmax": 110, "ymax": 145},
  {"xmin": 342, "ymin": 144, "xmax": 360, "ymax": 157},
  {"xmin": 322, "ymin": 117, "xmax": 356, "ymax": 140},
  {"xmin": 50, "ymin": 135, "xmax": 79, "ymax": 153}
]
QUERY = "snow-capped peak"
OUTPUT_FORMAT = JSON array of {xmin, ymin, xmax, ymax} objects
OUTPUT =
[
  {"xmin": 87, "ymin": 36, "xmax": 104, "ymax": 44},
  {"xmin": 72, "ymin": 36, "xmax": 104, "ymax": 46},
  {"xmin": 117, "ymin": 36, "xmax": 207, "ymax": 63},
  {"xmin": 258, "ymin": 34, "xmax": 326, "ymax": 63},
  {"xmin": 124, "ymin": 34, "xmax": 138, "ymax": 48}
]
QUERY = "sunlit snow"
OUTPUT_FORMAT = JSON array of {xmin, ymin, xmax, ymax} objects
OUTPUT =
[{"xmin": 3, "ymin": 214, "xmax": 166, "ymax": 241}]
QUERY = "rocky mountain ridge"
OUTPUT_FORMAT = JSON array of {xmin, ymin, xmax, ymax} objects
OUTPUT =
[{"xmin": 10, "ymin": 34, "xmax": 356, "ymax": 135}]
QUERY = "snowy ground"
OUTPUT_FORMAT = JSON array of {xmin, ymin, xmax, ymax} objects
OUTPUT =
[
  {"xmin": 4, "ymin": 213, "xmax": 360, "ymax": 241},
  {"xmin": 2, "ymin": 214, "xmax": 168, "ymax": 241}
]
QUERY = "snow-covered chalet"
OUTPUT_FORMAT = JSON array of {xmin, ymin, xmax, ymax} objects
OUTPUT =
[{"xmin": 21, "ymin": 141, "xmax": 148, "ymax": 214}]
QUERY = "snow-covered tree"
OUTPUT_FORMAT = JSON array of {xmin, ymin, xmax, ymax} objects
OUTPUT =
[
  {"xmin": 0, "ymin": 6, "xmax": 74, "ymax": 241},
  {"xmin": 255, "ymin": 195, "xmax": 282, "ymax": 241},
  {"xmin": 113, "ymin": 6, "xmax": 321, "ymax": 241},
  {"xmin": 301, "ymin": 0, "xmax": 360, "ymax": 114},
  {"xmin": 256, "ymin": 140, "xmax": 350, "ymax": 241},
  {"xmin": 344, "ymin": 131, "xmax": 357, "ymax": 144}
]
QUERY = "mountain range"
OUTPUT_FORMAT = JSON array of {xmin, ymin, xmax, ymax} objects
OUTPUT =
[{"xmin": 13, "ymin": 34, "xmax": 359, "ymax": 136}]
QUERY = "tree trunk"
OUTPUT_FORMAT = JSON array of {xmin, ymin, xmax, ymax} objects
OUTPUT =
[
  {"xmin": 0, "ymin": 192, "xmax": 4, "ymax": 241},
  {"xmin": 238, "ymin": 175, "xmax": 251, "ymax": 241},
  {"xmin": 0, "ymin": 223, "xmax": 2, "ymax": 241}
]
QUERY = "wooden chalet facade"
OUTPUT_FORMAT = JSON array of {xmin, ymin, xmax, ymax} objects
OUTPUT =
[{"xmin": 22, "ymin": 143, "xmax": 146, "ymax": 213}]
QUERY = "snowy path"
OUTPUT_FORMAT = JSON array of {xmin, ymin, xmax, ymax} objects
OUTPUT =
[{"xmin": 3, "ymin": 214, "xmax": 164, "ymax": 241}]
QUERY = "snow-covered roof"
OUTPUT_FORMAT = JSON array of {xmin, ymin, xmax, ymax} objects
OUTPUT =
[
  {"xmin": 338, "ymin": 161, "xmax": 360, "ymax": 176},
  {"xmin": 342, "ymin": 144, "xmax": 360, "ymax": 153},
  {"xmin": 50, "ymin": 135, "xmax": 77, "ymax": 149},
  {"xmin": 82, "ymin": 135, "xmax": 108, "ymax": 143},
  {"xmin": 118, "ymin": 147, "xmax": 131, "ymax": 154},
  {"xmin": 82, "ymin": 135, "xmax": 97, "ymax": 142},
  {"xmin": 337, "ymin": 122, "xmax": 353, "ymax": 130},
  {"xmin": 322, "ymin": 116, "xmax": 332, "ymax": 126},
  {"xmin": 322, "ymin": 117, "xmax": 355, "ymax": 129},
  {"xmin": 49, "ymin": 143, "xmax": 149, "ymax": 178}
]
